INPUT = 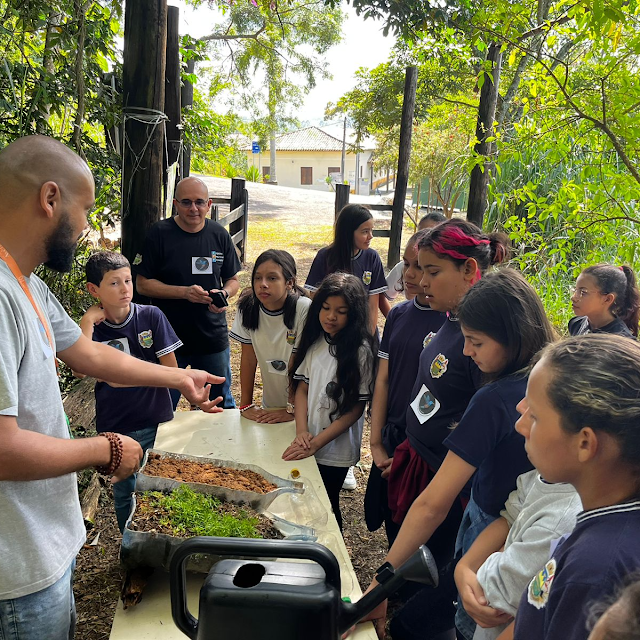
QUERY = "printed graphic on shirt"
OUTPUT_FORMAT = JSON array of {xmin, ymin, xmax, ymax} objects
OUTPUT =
[
  {"xmin": 319, "ymin": 380, "xmax": 340, "ymax": 411},
  {"xmin": 410, "ymin": 383, "xmax": 441, "ymax": 424},
  {"xmin": 138, "ymin": 330, "xmax": 153, "ymax": 348},
  {"xmin": 430, "ymin": 353, "xmax": 449, "ymax": 378},
  {"xmin": 423, "ymin": 331, "xmax": 437, "ymax": 348},
  {"xmin": 362, "ymin": 270, "xmax": 372, "ymax": 285},
  {"xmin": 527, "ymin": 558, "xmax": 556, "ymax": 610},
  {"xmin": 133, "ymin": 253, "xmax": 142, "ymax": 266},
  {"xmin": 192, "ymin": 256, "xmax": 213, "ymax": 274},
  {"xmin": 103, "ymin": 337, "xmax": 131, "ymax": 355},
  {"xmin": 211, "ymin": 250, "xmax": 224, "ymax": 265},
  {"xmin": 267, "ymin": 359, "xmax": 288, "ymax": 375},
  {"xmin": 286, "ymin": 329, "xmax": 297, "ymax": 345}
]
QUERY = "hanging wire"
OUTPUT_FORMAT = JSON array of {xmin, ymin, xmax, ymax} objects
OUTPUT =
[{"xmin": 120, "ymin": 106, "xmax": 169, "ymax": 220}]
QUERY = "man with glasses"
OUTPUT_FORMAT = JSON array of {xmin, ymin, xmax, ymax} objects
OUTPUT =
[{"xmin": 137, "ymin": 177, "xmax": 241, "ymax": 408}]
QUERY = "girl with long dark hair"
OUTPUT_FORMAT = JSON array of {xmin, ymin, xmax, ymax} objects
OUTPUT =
[
  {"xmin": 230, "ymin": 250, "xmax": 310, "ymax": 423},
  {"xmin": 282, "ymin": 272, "xmax": 376, "ymax": 529},
  {"xmin": 305, "ymin": 204, "xmax": 387, "ymax": 334}
]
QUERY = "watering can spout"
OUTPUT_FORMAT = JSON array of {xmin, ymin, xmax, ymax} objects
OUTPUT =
[{"xmin": 338, "ymin": 545, "xmax": 439, "ymax": 634}]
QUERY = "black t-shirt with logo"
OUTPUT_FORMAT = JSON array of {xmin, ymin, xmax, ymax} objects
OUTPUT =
[{"xmin": 136, "ymin": 218, "xmax": 241, "ymax": 355}]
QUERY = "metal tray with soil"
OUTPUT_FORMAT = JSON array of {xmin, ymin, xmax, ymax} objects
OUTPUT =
[
  {"xmin": 136, "ymin": 449, "xmax": 303, "ymax": 511},
  {"xmin": 121, "ymin": 486, "xmax": 316, "ymax": 572}
]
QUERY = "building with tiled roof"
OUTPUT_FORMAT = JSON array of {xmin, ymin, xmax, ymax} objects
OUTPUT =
[{"xmin": 244, "ymin": 126, "xmax": 389, "ymax": 193}]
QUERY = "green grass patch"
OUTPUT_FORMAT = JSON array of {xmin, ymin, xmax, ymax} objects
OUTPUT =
[{"xmin": 140, "ymin": 486, "xmax": 262, "ymax": 538}]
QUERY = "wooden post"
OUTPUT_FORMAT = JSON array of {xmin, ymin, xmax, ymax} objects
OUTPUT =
[
  {"xmin": 165, "ymin": 6, "xmax": 181, "ymax": 170},
  {"xmin": 389, "ymin": 66, "xmax": 417, "ymax": 269},
  {"xmin": 335, "ymin": 183, "xmax": 350, "ymax": 220},
  {"xmin": 467, "ymin": 44, "xmax": 502, "ymax": 228},
  {"xmin": 180, "ymin": 43, "xmax": 195, "ymax": 178},
  {"xmin": 121, "ymin": 0, "xmax": 168, "ymax": 269},
  {"xmin": 241, "ymin": 187, "xmax": 249, "ymax": 262},
  {"xmin": 230, "ymin": 178, "xmax": 247, "ymax": 261}
]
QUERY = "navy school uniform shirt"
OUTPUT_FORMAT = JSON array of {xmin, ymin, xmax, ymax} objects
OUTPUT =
[
  {"xmin": 304, "ymin": 246, "xmax": 387, "ymax": 296},
  {"xmin": 92, "ymin": 303, "xmax": 182, "ymax": 434},
  {"xmin": 405, "ymin": 315, "xmax": 483, "ymax": 471},
  {"xmin": 378, "ymin": 298, "xmax": 446, "ymax": 451},
  {"xmin": 444, "ymin": 375, "xmax": 533, "ymax": 517},
  {"xmin": 515, "ymin": 501, "xmax": 640, "ymax": 640},
  {"xmin": 136, "ymin": 218, "xmax": 241, "ymax": 355},
  {"xmin": 568, "ymin": 315, "xmax": 635, "ymax": 339}
]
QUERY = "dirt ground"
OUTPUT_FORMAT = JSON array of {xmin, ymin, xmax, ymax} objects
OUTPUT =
[{"xmin": 72, "ymin": 179, "xmax": 418, "ymax": 639}]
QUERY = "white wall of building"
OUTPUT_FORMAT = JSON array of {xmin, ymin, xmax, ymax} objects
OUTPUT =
[{"xmin": 246, "ymin": 149, "xmax": 389, "ymax": 194}]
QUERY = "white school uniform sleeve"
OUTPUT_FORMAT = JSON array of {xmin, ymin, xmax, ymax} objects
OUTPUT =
[
  {"xmin": 293, "ymin": 350, "xmax": 311, "ymax": 385},
  {"xmin": 230, "ymin": 308, "xmax": 252, "ymax": 344},
  {"xmin": 292, "ymin": 297, "xmax": 312, "ymax": 353}
]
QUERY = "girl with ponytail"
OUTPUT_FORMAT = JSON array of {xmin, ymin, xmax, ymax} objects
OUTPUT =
[{"xmin": 569, "ymin": 264, "xmax": 639, "ymax": 338}]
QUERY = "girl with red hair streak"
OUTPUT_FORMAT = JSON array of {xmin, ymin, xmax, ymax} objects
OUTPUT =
[{"xmin": 386, "ymin": 219, "xmax": 509, "ymax": 639}]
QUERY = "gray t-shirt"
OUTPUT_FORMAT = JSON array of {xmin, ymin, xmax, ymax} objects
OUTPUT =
[
  {"xmin": 473, "ymin": 471, "xmax": 582, "ymax": 640},
  {"xmin": 0, "ymin": 261, "xmax": 85, "ymax": 599}
]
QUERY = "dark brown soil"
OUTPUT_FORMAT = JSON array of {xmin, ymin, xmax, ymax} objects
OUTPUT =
[
  {"xmin": 128, "ymin": 491, "xmax": 283, "ymax": 540},
  {"xmin": 143, "ymin": 452, "xmax": 277, "ymax": 494}
]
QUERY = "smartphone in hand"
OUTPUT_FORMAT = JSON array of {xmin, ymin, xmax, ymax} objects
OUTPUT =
[{"xmin": 209, "ymin": 290, "xmax": 228, "ymax": 308}]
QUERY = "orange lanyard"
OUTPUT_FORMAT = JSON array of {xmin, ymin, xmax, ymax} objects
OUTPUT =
[{"xmin": 0, "ymin": 242, "xmax": 57, "ymax": 367}]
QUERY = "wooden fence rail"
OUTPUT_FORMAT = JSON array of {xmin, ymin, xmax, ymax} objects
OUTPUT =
[{"xmin": 211, "ymin": 177, "xmax": 249, "ymax": 263}]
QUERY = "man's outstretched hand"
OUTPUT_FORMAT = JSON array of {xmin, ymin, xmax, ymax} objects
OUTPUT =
[{"xmin": 179, "ymin": 369, "xmax": 225, "ymax": 412}]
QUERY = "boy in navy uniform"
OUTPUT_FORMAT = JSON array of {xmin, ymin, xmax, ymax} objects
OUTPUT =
[{"xmin": 79, "ymin": 251, "xmax": 182, "ymax": 531}]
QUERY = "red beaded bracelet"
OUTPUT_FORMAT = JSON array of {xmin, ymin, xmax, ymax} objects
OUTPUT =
[{"xmin": 96, "ymin": 432, "xmax": 124, "ymax": 476}]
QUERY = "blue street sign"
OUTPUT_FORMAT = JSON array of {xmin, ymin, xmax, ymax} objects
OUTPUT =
[{"xmin": 251, "ymin": 141, "xmax": 260, "ymax": 154}]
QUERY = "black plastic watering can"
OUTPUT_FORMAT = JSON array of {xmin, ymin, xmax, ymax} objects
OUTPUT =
[{"xmin": 170, "ymin": 537, "xmax": 438, "ymax": 640}]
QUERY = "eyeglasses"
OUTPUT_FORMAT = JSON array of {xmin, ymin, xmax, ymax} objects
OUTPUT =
[
  {"xmin": 570, "ymin": 287, "xmax": 590, "ymax": 299},
  {"xmin": 177, "ymin": 199, "xmax": 209, "ymax": 208}
]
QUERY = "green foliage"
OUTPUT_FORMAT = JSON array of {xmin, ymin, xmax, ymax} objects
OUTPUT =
[
  {"xmin": 191, "ymin": 0, "xmax": 344, "ymax": 138},
  {"xmin": 142, "ymin": 486, "xmax": 263, "ymax": 539},
  {"xmin": 244, "ymin": 165, "xmax": 262, "ymax": 183}
]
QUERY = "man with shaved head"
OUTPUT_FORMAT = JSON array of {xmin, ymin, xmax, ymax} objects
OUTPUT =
[
  {"xmin": 136, "ymin": 176, "xmax": 241, "ymax": 409},
  {"xmin": 0, "ymin": 136, "xmax": 224, "ymax": 638}
]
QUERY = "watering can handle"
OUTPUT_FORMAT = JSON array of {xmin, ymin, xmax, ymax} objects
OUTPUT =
[{"xmin": 170, "ymin": 537, "xmax": 342, "ymax": 639}]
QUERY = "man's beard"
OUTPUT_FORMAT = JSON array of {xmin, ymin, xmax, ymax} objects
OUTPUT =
[{"xmin": 43, "ymin": 212, "xmax": 78, "ymax": 273}]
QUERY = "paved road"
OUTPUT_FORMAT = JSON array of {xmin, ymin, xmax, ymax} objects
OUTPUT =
[{"xmin": 198, "ymin": 175, "xmax": 396, "ymax": 226}]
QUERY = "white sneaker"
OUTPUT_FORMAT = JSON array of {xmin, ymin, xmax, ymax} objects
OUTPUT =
[{"xmin": 342, "ymin": 466, "xmax": 357, "ymax": 491}]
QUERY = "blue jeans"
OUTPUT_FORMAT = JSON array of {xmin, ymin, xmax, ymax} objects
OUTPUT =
[
  {"xmin": 0, "ymin": 561, "xmax": 75, "ymax": 640},
  {"xmin": 112, "ymin": 425, "xmax": 158, "ymax": 532},
  {"xmin": 170, "ymin": 349, "xmax": 235, "ymax": 410},
  {"xmin": 454, "ymin": 497, "xmax": 499, "ymax": 640}
]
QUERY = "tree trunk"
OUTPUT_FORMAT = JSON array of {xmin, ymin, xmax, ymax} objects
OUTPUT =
[
  {"xmin": 80, "ymin": 473, "xmax": 102, "ymax": 529},
  {"xmin": 180, "ymin": 43, "xmax": 195, "ymax": 178},
  {"xmin": 467, "ymin": 44, "xmax": 502, "ymax": 229},
  {"xmin": 389, "ymin": 66, "xmax": 417, "ymax": 268},
  {"xmin": 121, "ymin": 0, "xmax": 168, "ymax": 272}
]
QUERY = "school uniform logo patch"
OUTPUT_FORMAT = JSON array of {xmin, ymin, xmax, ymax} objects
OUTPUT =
[
  {"xmin": 362, "ymin": 271, "xmax": 372, "ymax": 285},
  {"xmin": 286, "ymin": 330, "xmax": 297, "ymax": 345},
  {"xmin": 138, "ymin": 330, "xmax": 153, "ymax": 348},
  {"xmin": 192, "ymin": 256, "xmax": 213, "ymax": 274},
  {"xmin": 423, "ymin": 332, "xmax": 437, "ymax": 348},
  {"xmin": 527, "ymin": 559, "xmax": 556, "ymax": 610},
  {"xmin": 430, "ymin": 354, "xmax": 448, "ymax": 378},
  {"xmin": 410, "ymin": 384, "xmax": 441, "ymax": 424}
]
